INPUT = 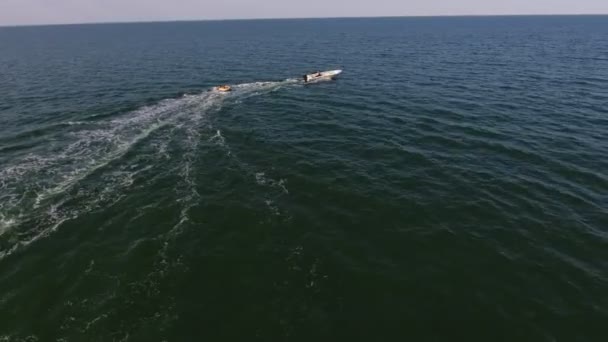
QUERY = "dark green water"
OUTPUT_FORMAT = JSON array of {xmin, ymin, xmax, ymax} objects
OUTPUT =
[{"xmin": 0, "ymin": 16, "xmax": 607, "ymax": 341}]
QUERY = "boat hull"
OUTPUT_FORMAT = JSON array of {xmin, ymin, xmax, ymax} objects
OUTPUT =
[{"xmin": 304, "ymin": 69, "xmax": 342, "ymax": 82}]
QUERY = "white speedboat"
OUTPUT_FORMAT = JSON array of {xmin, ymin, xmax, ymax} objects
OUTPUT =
[{"xmin": 303, "ymin": 70, "xmax": 342, "ymax": 83}]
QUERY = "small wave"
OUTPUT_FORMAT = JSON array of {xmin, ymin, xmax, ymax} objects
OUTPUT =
[
  {"xmin": 264, "ymin": 199, "xmax": 280, "ymax": 217},
  {"xmin": 0, "ymin": 215, "xmax": 16, "ymax": 236},
  {"xmin": 255, "ymin": 172, "xmax": 268, "ymax": 185},
  {"xmin": 208, "ymin": 129, "xmax": 225, "ymax": 145},
  {"xmin": 66, "ymin": 121, "xmax": 87, "ymax": 126},
  {"xmin": 255, "ymin": 172, "xmax": 289, "ymax": 194},
  {"xmin": 0, "ymin": 334, "xmax": 39, "ymax": 342},
  {"xmin": 208, "ymin": 131, "xmax": 290, "ymax": 196}
]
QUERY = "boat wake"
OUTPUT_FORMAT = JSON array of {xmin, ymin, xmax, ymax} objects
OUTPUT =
[{"xmin": 0, "ymin": 78, "xmax": 296, "ymax": 260}]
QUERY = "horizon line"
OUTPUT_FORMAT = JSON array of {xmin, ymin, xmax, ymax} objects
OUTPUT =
[{"xmin": 1, "ymin": 13, "xmax": 607, "ymax": 29}]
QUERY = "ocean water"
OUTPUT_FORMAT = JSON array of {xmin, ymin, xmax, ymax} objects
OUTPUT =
[{"xmin": 0, "ymin": 16, "xmax": 607, "ymax": 341}]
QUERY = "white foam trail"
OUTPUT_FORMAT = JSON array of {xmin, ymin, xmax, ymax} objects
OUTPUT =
[
  {"xmin": 168, "ymin": 95, "xmax": 215, "ymax": 235},
  {"xmin": 0, "ymin": 93, "xmax": 219, "ymax": 257},
  {"xmin": 0, "ymin": 78, "xmax": 298, "ymax": 259},
  {"xmin": 34, "ymin": 120, "xmax": 168, "ymax": 206},
  {"xmin": 233, "ymin": 78, "xmax": 299, "ymax": 90},
  {"xmin": 231, "ymin": 78, "xmax": 300, "ymax": 101}
]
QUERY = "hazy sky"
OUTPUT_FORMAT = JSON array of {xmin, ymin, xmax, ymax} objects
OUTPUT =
[{"xmin": 1, "ymin": 0, "xmax": 607, "ymax": 26}]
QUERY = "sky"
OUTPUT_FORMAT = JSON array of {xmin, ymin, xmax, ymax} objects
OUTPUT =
[{"xmin": 1, "ymin": 0, "xmax": 607, "ymax": 26}]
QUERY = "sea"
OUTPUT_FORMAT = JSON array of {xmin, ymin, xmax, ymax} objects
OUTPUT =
[{"xmin": 0, "ymin": 16, "xmax": 607, "ymax": 341}]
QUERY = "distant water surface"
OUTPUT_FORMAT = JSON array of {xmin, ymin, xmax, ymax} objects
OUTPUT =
[{"xmin": 0, "ymin": 16, "xmax": 607, "ymax": 341}]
